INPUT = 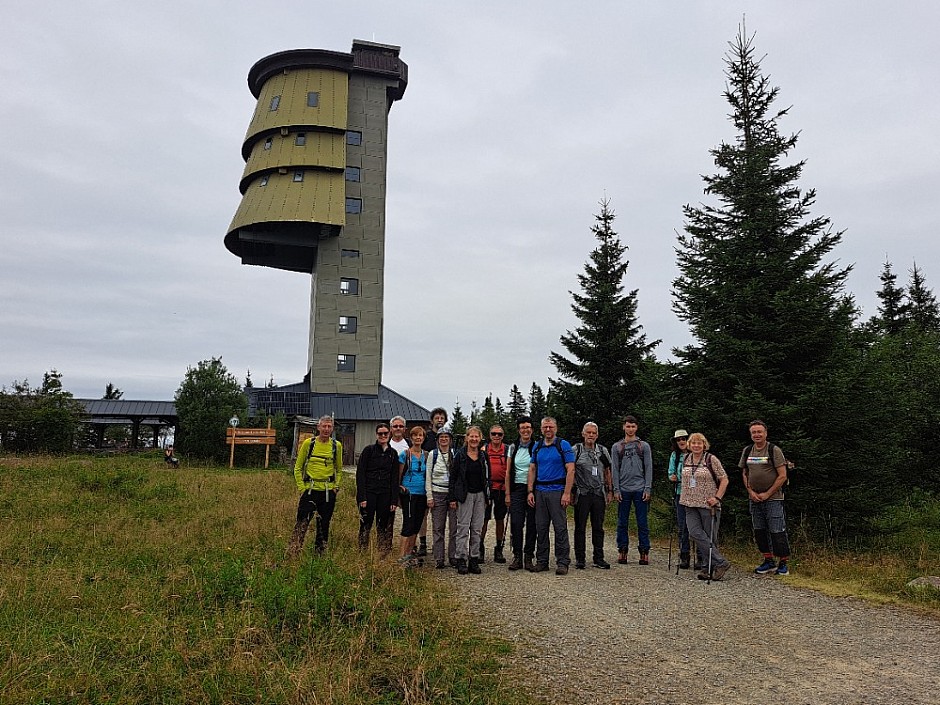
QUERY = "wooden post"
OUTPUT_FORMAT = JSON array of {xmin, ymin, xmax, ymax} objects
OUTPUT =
[
  {"xmin": 264, "ymin": 418, "xmax": 272, "ymax": 469},
  {"xmin": 229, "ymin": 430, "xmax": 236, "ymax": 468}
]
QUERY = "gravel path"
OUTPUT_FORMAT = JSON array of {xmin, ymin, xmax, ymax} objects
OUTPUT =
[{"xmin": 440, "ymin": 526, "xmax": 939, "ymax": 705}]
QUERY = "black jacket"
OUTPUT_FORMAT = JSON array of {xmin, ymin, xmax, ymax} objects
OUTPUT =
[
  {"xmin": 447, "ymin": 447, "xmax": 491, "ymax": 504},
  {"xmin": 356, "ymin": 442, "xmax": 400, "ymax": 504}
]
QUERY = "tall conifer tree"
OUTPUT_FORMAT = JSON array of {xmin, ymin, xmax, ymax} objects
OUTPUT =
[
  {"xmin": 550, "ymin": 198, "xmax": 658, "ymax": 442},
  {"xmin": 672, "ymin": 28, "xmax": 858, "ymax": 523}
]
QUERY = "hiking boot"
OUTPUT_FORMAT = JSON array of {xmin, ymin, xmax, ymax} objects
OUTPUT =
[
  {"xmin": 457, "ymin": 559, "xmax": 468, "ymax": 575},
  {"xmin": 618, "ymin": 549, "xmax": 628, "ymax": 565},
  {"xmin": 524, "ymin": 554, "xmax": 534, "ymax": 572},
  {"xmin": 754, "ymin": 558, "xmax": 777, "ymax": 575},
  {"xmin": 678, "ymin": 553, "xmax": 691, "ymax": 569},
  {"xmin": 436, "ymin": 560, "xmax": 446, "ymax": 569},
  {"xmin": 478, "ymin": 544, "xmax": 486, "ymax": 563},
  {"xmin": 494, "ymin": 543, "xmax": 506, "ymax": 564},
  {"xmin": 449, "ymin": 557, "xmax": 458, "ymax": 568},
  {"xmin": 555, "ymin": 564, "xmax": 569, "ymax": 575},
  {"xmin": 508, "ymin": 555, "xmax": 524, "ymax": 571},
  {"xmin": 775, "ymin": 561, "xmax": 789, "ymax": 576},
  {"xmin": 468, "ymin": 557, "xmax": 482, "ymax": 574},
  {"xmin": 416, "ymin": 538, "xmax": 428, "ymax": 557},
  {"xmin": 639, "ymin": 552, "xmax": 650, "ymax": 565},
  {"xmin": 530, "ymin": 563, "xmax": 549, "ymax": 573},
  {"xmin": 696, "ymin": 570, "xmax": 711, "ymax": 581},
  {"xmin": 594, "ymin": 559, "xmax": 611, "ymax": 569},
  {"xmin": 711, "ymin": 562, "xmax": 731, "ymax": 581},
  {"xmin": 575, "ymin": 561, "xmax": 586, "ymax": 570}
]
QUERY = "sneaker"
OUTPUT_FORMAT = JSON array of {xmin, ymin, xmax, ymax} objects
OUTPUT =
[
  {"xmin": 575, "ymin": 561, "xmax": 586, "ymax": 570},
  {"xmin": 754, "ymin": 558, "xmax": 777, "ymax": 575},
  {"xmin": 593, "ymin": 559, "xmax": 611, "ymax": 569},
  {"xmin": 555, "ymin": 565, "xmax": 569, "ymax": 575},
  {"xmin": 639, "ymin": 552, "xmax": 650, "ymax": 565},
  {"xmin": 775, "ymin": 561, "xmax": 789, "ymax": 576}
]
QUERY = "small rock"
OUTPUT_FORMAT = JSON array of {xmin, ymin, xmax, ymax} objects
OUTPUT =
[{"xmin": 907, "ymin": 576, "xmax": 940, "ymax": 590}]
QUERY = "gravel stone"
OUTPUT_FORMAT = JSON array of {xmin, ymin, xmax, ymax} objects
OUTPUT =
[{"xmin": 440, "ymin": 527, "xmax": 940, "ymax": 704}]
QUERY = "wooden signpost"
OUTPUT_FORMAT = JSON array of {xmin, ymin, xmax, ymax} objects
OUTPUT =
[{"xmin": 227, "ymin": 418, "xmax": 277, "ymax": 468}]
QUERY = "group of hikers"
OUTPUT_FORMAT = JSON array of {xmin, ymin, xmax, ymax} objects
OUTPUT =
[{"xmin": 286, "ymin": 407, "xmax": 792, "ymax": 581}]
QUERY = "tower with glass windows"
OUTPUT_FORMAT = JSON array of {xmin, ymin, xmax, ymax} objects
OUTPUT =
[{"xmin": 225, "ymin": 41, "xmax": 407, "ymax": 395}]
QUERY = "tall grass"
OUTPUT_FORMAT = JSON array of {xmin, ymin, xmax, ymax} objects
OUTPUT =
[{"xmin": 0, "ymin": 453, "xmax": 533, "ymax": 705}]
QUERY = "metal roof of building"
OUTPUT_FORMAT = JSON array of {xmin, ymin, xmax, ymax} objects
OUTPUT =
[
  {"xmin": 77, "ymin": 399, "xmax": 177, "ymax": 419},
  {"xmin": 248, "ymin": 383, "xmax": 429, "ymax": 422}
]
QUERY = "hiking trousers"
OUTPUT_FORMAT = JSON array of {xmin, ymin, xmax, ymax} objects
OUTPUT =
[
  {"xmin": 573, "ymin": 491, "xmax": 607, "ymax": 563},
  {"xmin": 508, "ymin": 486, "xmax": 536, "ymax": 559},
  {"xmin": 535, "ymin": 489, "xmax": 570, "ymax": 567}
]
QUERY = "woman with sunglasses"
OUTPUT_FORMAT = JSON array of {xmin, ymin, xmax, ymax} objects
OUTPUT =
[
  {"xmin": 356, "ymin": 423, "xmax": 401, "ymax": 554},
  {"xmin": 667, "ymin": 429, "xmax": 695, "ymax": 569}
]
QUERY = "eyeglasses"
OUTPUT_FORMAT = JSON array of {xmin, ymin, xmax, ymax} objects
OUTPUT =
[
  {"xmin": 391, "ymin": 425, "xmax": 405, "ymax": 429},
  {"xmin": 676, "ymin": 437, "xmax": 688, "ymax": 441},
  {"xmin": 377, "ymin": 431, "xmax": 389, "ymax": 436},
  {"xmin": 491, "ymin": 432, "xmax": 503, "ymax": 437}
]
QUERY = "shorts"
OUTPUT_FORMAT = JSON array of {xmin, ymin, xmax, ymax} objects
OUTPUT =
[
  {"xmin": 484, "ymin": 491, "xmax": 508, "ymax": 522},
  {"xmin": 401, "ymin": 494, "xmax": 429, "ymax": 537}
]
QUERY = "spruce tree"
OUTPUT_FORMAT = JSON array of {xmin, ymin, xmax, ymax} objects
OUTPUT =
[
  {"xmin": 550, "ymin": 198, "xmax": 657, "ymax": 442},
  {"xmin": 507, "ymin": 384, "xmax": 527, "ymax": 421},
  {"xmin": 871, "ymin": 260, "xmax": 910, "ymax": 335},
  {"xmin": 907, "ymin": 263, "xmax": 940, "ymax": 332},
  {"xmin": 673, "ymin": 27, "xmax": 859, "ymax": 528},
  {"xmin": 528, "ymin": 383, "xmax": 547, "ymax": 429}
]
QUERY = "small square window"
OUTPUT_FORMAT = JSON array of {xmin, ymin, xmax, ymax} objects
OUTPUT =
[
  {"xmin": 345, "ymin": 198, "xmax": 362, "ymax": 214},
  {"xmin": 338, "ymin": 316, "xmax": 358, "ymax": 334},
  {"xmin": 269, "ymin": 95, "xmax": 281, "ymax": 111},
  {"xmin": 346, "ymin": 131, "xmax": 362, "ymax": 146},
  {"xmin": 345, "ymin": 166, "xmax": 361, "ymax": 182},
  {"xmin": 307, "ymin": 92, "xmax": 320, "ymax": 107},
  {"xmin": 263, "ymin": 137, "xmax": 272, "ymax": 150},
  {"xmin": 339, "ymin": 278, "xmax": 359, "ymax": 295},
  {"xmin": 337, "ymin": 354, "xmax": 356, "ymax": 372},
  {"xmin": 341, "ymin": 249, "xmax": 360, "ymax": 259},
  {"xmin": 295, "ymin": 133, "xmax": 306, "ymax": 146},
  {"xmin": 293, "ymin": 170, "xmax": 304, "ymax": 182},
  {"xmin": 259, "ymin": 175, "xmax": 269, "ymax": 187}
]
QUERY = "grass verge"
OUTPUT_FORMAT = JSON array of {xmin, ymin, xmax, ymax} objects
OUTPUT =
[{"xmin": 0, "ymin": 453, "xmax": 535, "ymax": 705}]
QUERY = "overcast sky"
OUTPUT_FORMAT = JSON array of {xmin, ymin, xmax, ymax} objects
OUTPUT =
[{"xmin": 2, "ymin": 1, "xmax": 938, "ymax": 413}]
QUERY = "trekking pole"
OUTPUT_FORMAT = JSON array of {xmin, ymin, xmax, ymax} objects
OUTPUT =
[
  {"xmin": 706, "ymin": 506, "xmax": 716, "ymax": 585},
  {"xmin": 668, "ymin": 494, "xmax": 675, "ymax": 572}
]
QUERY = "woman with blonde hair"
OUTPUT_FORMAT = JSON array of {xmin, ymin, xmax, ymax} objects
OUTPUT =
[
  {"xmin": 448, "ymin": 426, "xmax": 490, "ymax": 575},
  {"xmin": 679, "ymin": 432, "xmax": 732, "ymax": 581}
]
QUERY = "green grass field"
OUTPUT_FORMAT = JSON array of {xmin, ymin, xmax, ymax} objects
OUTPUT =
[{"xmin": 0, "ymin": 453, "xmax": 533, "ymax": 705}]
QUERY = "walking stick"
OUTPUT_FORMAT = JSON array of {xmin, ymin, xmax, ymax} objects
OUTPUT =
[
  {"xmin": 668, "ymin": 494, "xmax": 675, "ymax": 572},
  {"xmin": 706, "ymin": 506, "xmax": 716, "ymax": 585}
]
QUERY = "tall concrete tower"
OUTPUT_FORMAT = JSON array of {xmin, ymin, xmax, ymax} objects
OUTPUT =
[{"xmin": 225, "ymin": 41, "xmax": 408, "ymax": 396}]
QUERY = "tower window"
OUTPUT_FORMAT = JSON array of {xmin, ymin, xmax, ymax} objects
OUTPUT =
[
  {"xmin": 345, "ymin": 166, "xmax": 361, "ymax": 182},
  {"xmin": 346, "ymin": 131, "xmax": 362, "ymax": 146},
  {"xmin": 295, "ymin": 132, "xmax": 306, "ymax": 146},
  {"xmin": 269, "ymin": 95, "xmax": 281, "ymax": 111},
  {"xmin": 293, "ymin": 170, "xmax": 304, "ymax": 182},
  {"xmin": 263, "ymin": 137, "xmax": 272, "ymax": 150},
  {"xmin": 259, "ymin": 175, "xmax": 269, "ymax": 187},
  {"xmin": 337, "ymin": 354, "xmax": 356, "ymax": 372},
  {"xmin": 339, "ymin": 278, "xmax": 359, "ymax": 295},
  {"xmin": 341, "ymin": 249, "xmax": 360, "ymax": 259},
  {"xmin": 345, "ymin": 198, "xmax": 362, "ymax": 214},
  {"xmin": 307, "ymin": 92, "xmax": 319, "ymax": 107},
  {"xmin": 338, "ymin": 316, "xmax": 357, "ymax": 334}
]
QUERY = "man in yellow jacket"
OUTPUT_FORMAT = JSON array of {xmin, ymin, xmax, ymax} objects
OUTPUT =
[{"xmin": 287, "ymin": 415, "xmax": 343, "ymax": 556}]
